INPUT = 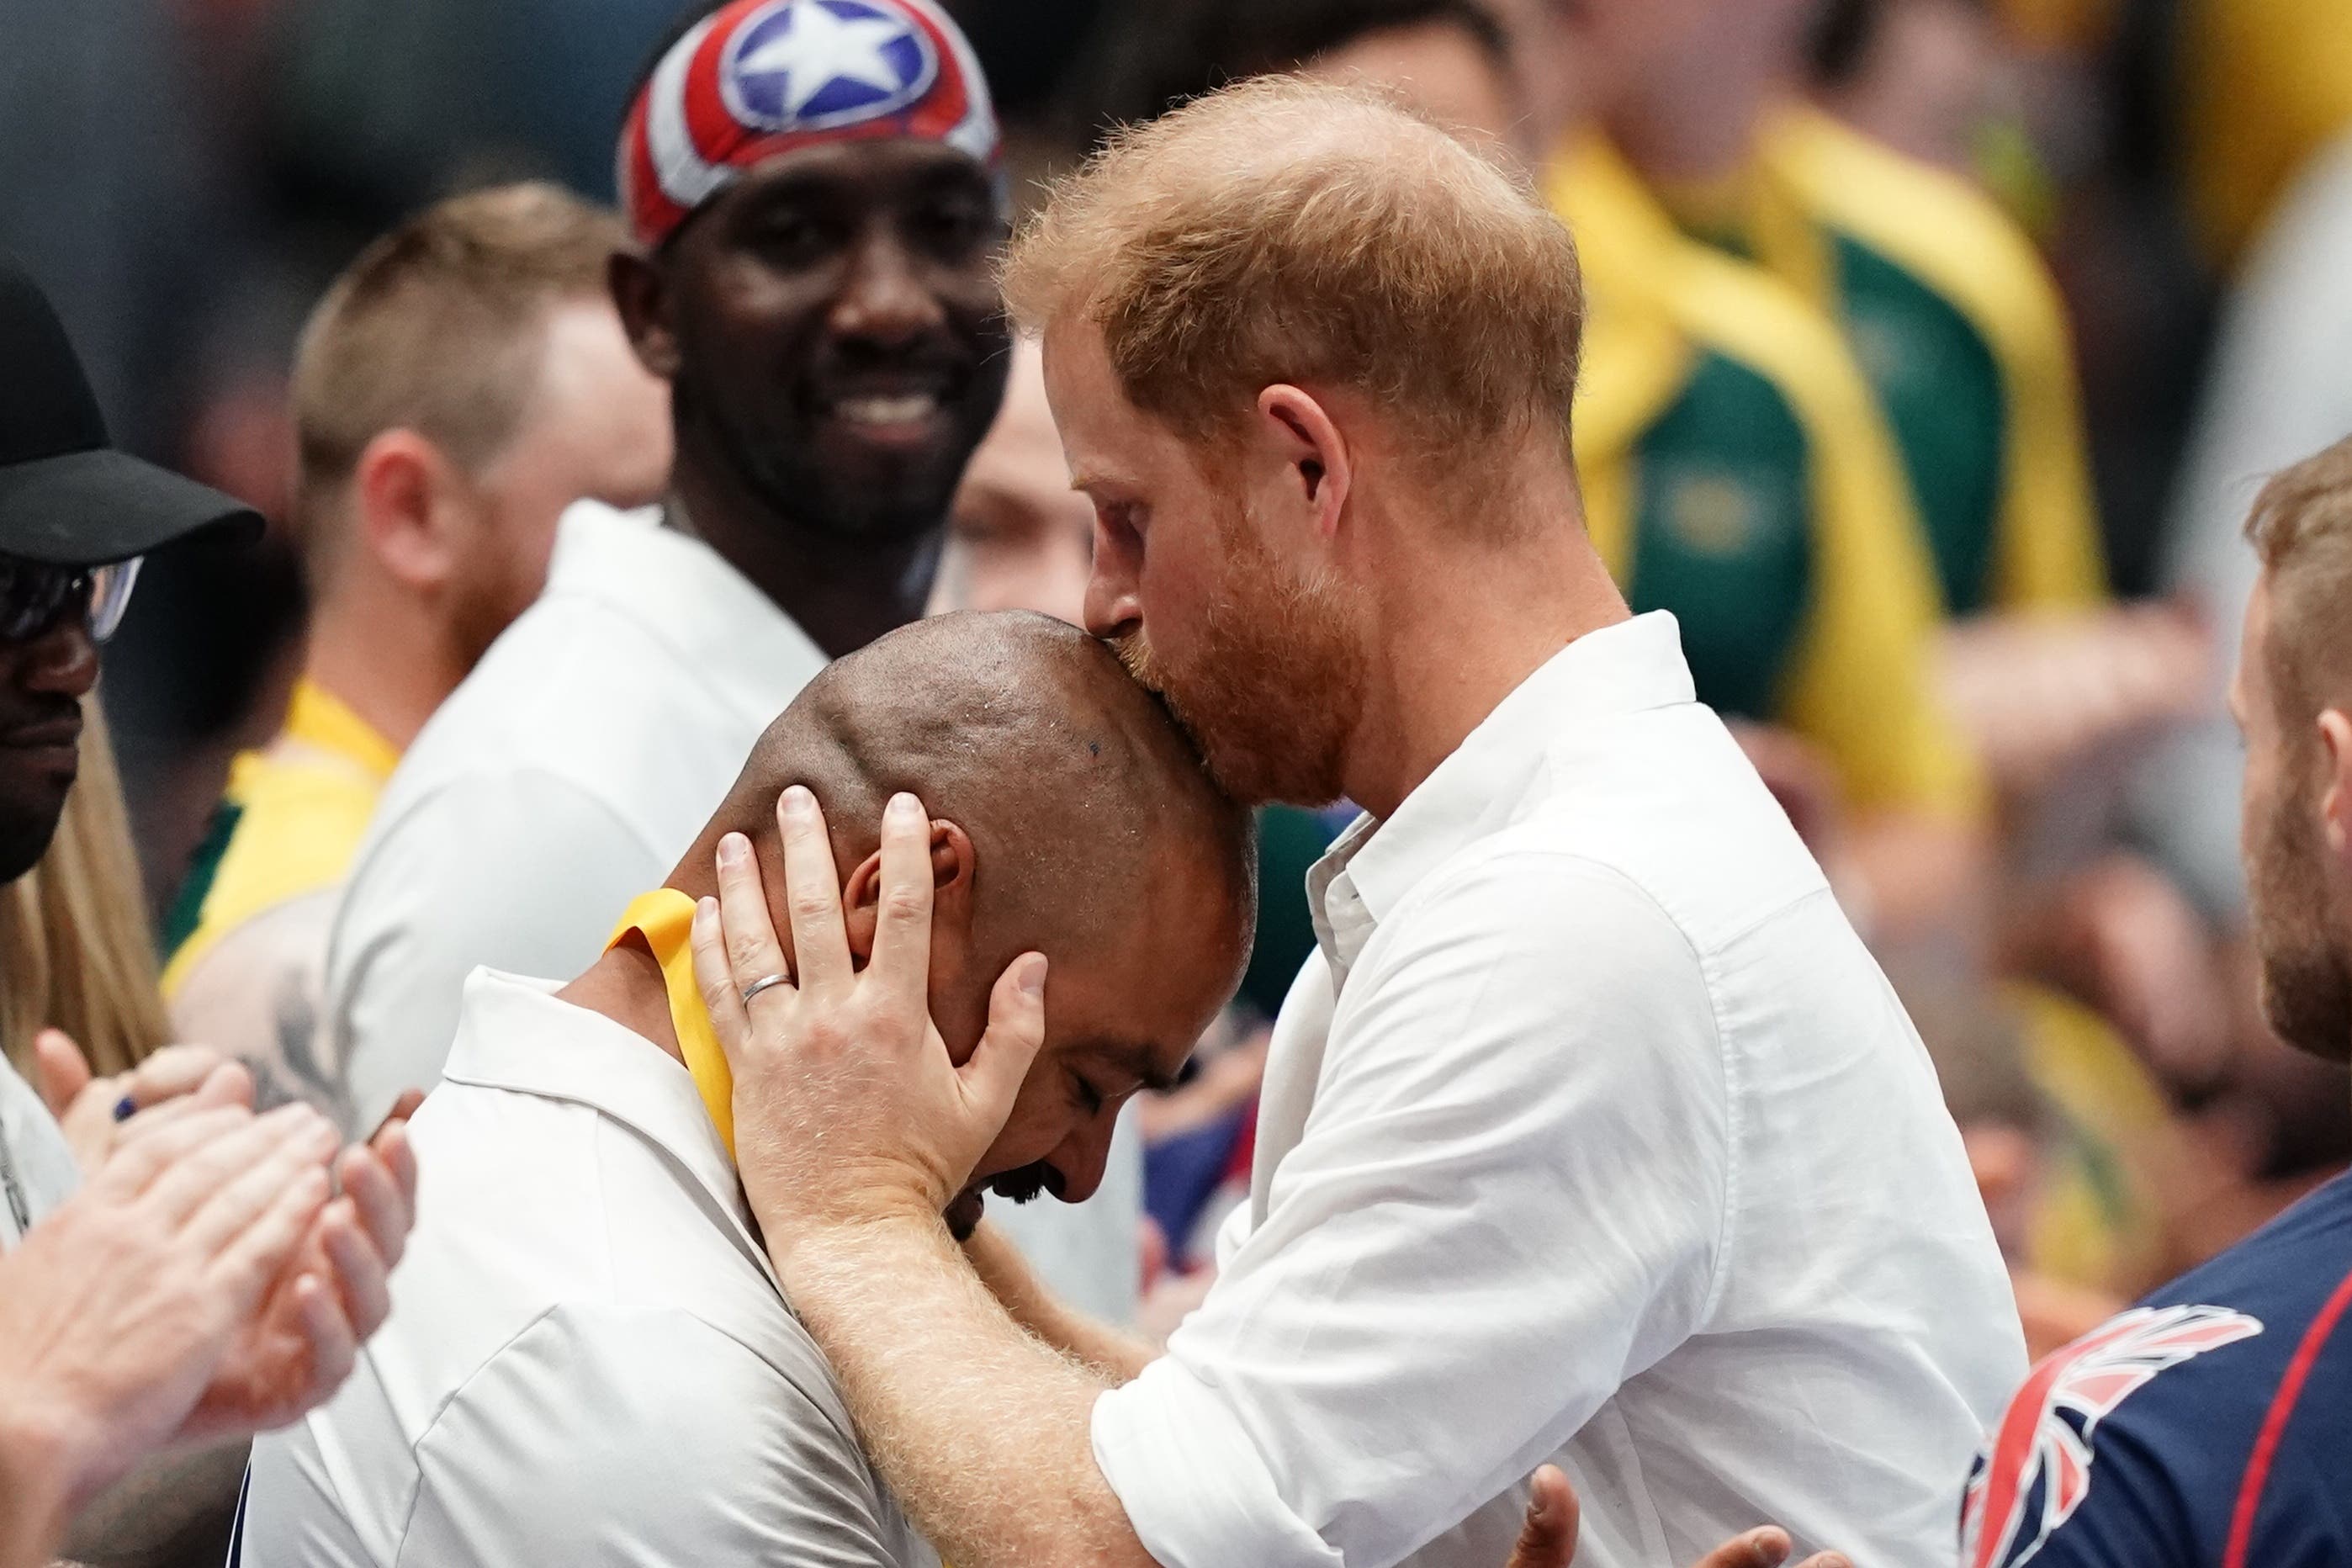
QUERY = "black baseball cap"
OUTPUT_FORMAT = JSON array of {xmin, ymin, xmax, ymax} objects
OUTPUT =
[{"xmin": 0, "ymin": 252, "xmax": 260, "ymax": 568}]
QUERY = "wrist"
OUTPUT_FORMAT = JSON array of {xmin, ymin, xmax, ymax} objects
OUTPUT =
[
  {"xmin": 761, "ymin": 1194, "xmax": 948, "ymax": 1279},
  {"xmin": 0, "ymin": 1397, "xmax": 94, "ymax": 1553}
]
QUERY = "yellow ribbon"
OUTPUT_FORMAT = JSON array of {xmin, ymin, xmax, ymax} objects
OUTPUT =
[{"xmin": 608, "ymin": 888, "xmax": 737, "ymax": 1157}]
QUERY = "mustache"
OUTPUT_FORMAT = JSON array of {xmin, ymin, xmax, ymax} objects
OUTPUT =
[{"xmin": 987, "ymin": 1163, "xmax": 1066, "ymax": 1205}]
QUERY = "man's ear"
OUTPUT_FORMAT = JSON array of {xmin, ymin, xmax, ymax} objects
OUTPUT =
[
  {"xmin": 1252, "ymin": 384, "xmax": 1352, "ymax": 546},
  {"xmin": 840, "ymin": 818, "xmax": 977, "ymax": 959},
  {"xmin": 353, "ymin": 430, "xmax": 468, "ymax": 593},
  {"xmin": 609, "ymin": 249, "xmax": 682, "ymax": 381},
  {"xmin": 2318, "ymin": 709, "xmax": 2352, "ymax": 859}
]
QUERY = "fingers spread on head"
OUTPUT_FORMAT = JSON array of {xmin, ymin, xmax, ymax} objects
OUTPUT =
[
  {"xmin": 869, "ymin": 793, "xmax": 938, "ymax": 1013},
  {"xmin": 965, "ymin": 954, "xmax": 1050, "ymax": 1122},
  {"xmin": 691, "ymin": 895, "xmax": 760, "ymax": 1066},
  {"xmin": 715, "ymin": 829, "xmax": 789, "ymax": 986},
  {"xmin": 775, "ymin": 786, "xmax": 852, "ymax": 994}
]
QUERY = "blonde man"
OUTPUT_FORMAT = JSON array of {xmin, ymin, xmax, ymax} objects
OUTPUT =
[
  {"xmin": 696, "ymin": 78, "xmax": 2021, "ymax": 1568},
  {"xmin": 161, "ymin": 183, "xmax": 671, "ymax": 1118}
]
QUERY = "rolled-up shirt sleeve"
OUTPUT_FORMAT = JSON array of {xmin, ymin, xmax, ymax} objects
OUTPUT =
[{"xmin": 1091, "ymin": 848, "xmax": 1731, "ymax": 1568}]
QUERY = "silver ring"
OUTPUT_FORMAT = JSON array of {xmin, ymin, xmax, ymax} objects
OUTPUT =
[{"xmin": 740, "ymin": 972, "xmax": 792, "ymax": 1008}]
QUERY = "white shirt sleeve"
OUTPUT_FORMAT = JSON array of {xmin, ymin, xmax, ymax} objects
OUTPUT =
[
  {"xmin": 325, "ymin": 772, "xmax": 669, "ymax": 1133},
  {"xmin": 398, "ymin": 1306, "xmax": 923, "ymax": 1567},
  {"xmin": 1091, "ymin": 850, "xmax": 1730, "ymax": 1568}
]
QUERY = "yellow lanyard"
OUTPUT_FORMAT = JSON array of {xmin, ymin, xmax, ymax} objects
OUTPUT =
[{"xmin": 607, "ymin": 888, "xmax": 737, "ymax": 1157}]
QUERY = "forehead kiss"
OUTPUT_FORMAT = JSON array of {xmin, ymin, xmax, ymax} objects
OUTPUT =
[{"xmin": 687, "ymin": 613, "xmax": 1253, "ymax": 1216}]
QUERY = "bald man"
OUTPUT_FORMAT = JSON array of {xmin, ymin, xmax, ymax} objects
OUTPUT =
[{"xmin": 239, "ymin": 612, "xmax": 1253, "ymax": 1567}]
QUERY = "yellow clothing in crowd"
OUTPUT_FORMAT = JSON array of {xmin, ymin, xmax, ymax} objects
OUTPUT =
[
  {"xmin": 2180, "ymin": 0, "xmax": 2352, "ymax": 269},
  {"xmin": 161, "ymin": 680, "xmax": 400, "ymax": 1118},
  {"xmin": 1546, "ymin": 135, "xmax": 1983, "ymax": 820},
  {"xmin": 1661, "ymin": 107, "xmax": 2107, "ymax": 617}
]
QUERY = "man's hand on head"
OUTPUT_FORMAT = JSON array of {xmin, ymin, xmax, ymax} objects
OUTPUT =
[{"xmin": 688, "ymin": 786, "xmax": 1048, "ymax": 1267}]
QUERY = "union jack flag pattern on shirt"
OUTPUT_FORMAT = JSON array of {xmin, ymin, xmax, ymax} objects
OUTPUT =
[{"xmin": 1963, "ymin": 1172, "xmax": 2352, "ymax": 1568}]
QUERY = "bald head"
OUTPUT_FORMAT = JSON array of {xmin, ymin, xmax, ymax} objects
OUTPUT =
[{"xmin": 682, "ymin": 611, "xmax": 1253, "ymax": 988}]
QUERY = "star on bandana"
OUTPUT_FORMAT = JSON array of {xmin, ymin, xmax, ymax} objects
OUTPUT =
[{"xmin": 734, "ymin": 1, "xmax": 914, "ymax": 123}]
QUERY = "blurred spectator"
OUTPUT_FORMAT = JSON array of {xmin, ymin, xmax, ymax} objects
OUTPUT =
[
  {"xmin": 0, "ymin": 245, "xmax": 419, "ymax": 1568},
  {"xmin": 320, "ymin": 0, "xmax": 1011, "ymax": 1133},
  {"xmin": 0, "ymin": 703, "xmax": 170, "ymax": 1083},
  {"xmin": 2176, "ymin": 0, "xmax": 2352, "ymax": 273},
  {"xmin": 1963, "ymin": 433, "xmax": 2352, "ymax": 1568},
  {"xmin": 931, "ymin": 337, "xmax": 1094, "ymax": 622},
  {"xmin": 1813, "ymin": 0, "xmax": 2012, "ymax": 177},
  {"xmin": 157, "ymin": 184, "xmax": 670, "ymax": 1120},
  {"xmin": 1587, "ymin": 0, "xmax": 2109, "ymax": 627},
  {"xmin": 1523, "ymin": 1, "xmax": 1994, "ymax": 940},
  {"xmin": 2141, "ymin": 127, "xmax": 2352, "ymax": 927}
]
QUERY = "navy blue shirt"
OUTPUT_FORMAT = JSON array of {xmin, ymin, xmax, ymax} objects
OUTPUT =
[{"xmin": 1961, "ymin": 1172, "xmax": 2352, "ymax": 1566}]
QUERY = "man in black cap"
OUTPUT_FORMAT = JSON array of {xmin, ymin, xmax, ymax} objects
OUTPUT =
[
  {"xmin": 0, "ymin": 252, "xmax": 258, "ymax": 883},
  {"xmin": 0, "ymin": 251, "xmax": 417, "ymax": 1568}
]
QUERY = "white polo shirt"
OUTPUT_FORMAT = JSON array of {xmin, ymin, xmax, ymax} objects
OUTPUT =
[
  {"xmin": 1090, "ymin": 612, "xmax": 2026, "ymax": 1568},
  {"xmin": 320, "ymin": 500, "xmax": 828, "ymax": 1133},
  {"xmin": 242, "ymin": 968, "xmax": 937, "ymax": 1567}
]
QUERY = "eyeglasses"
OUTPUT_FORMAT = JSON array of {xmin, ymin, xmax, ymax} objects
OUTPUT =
[{"xmin": 0, "ymin": 555, "xmax": 143, "ymax": 644}]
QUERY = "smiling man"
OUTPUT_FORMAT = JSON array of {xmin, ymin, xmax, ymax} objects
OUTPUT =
[
  {"xmin": 698, "ymin": 77, "xmax": 2022, "ymax": 1568},
  {"xmin": 318, "ymin": 0, "xmax": 1012, "ymax": 1130}
]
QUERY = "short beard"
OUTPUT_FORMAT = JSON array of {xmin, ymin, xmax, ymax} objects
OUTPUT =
[
  {"xmin": 2249, "ymin": 770, "xmax": 2352, "ymax": 1062},
  {"xmin": 1115, "ymin": 501, "xmax": 1368, "ymax": 808}
]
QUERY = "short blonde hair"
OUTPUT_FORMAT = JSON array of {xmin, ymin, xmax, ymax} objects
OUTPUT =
[
  {"xmin": 1003, "ymin": 77, "xmax": 1581, "ymax": 487},
  {"xmin": 2246, "ymin": 434, "xmax": 2352, "ymax": 724},
  {"xmin": 292, "ymin": 183, "xmax": 628, "ymax": 559}
]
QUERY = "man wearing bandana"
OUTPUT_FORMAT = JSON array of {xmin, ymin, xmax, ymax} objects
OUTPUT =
[{"xmin": 318, "ymin": 0, "xmax": 1013, "ymax": 1133}]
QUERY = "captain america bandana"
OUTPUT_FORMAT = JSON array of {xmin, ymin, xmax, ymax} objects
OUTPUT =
[{"xmin": 619, "ymin": 0, "xmax": 1002, "ymax": 250}]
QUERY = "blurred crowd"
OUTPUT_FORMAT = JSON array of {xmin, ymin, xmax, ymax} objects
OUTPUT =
[{"xmin": 6, "ymin": 0, "xmax": 2352, "ymax": 1556}]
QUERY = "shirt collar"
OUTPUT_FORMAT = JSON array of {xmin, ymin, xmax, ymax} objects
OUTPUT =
[
  {"xmin": 543, "ymin": 499, "xmax": 829, "ymax": 726},
  {"xmin": 282, "ymin": 679, "xmax": 400, "ymax": 783},
  {"xmin": 439, "ymin": 968, "xmax": 760, "ymax": 1261},
  {"xmin": 1311, "ymin": 612, "xmax": 1696, "ymax": 971}
]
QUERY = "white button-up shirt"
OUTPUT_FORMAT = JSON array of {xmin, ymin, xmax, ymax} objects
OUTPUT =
[
  {"xmin": 320, "ymin": 500, "xmax": 827, "ymax": 1132},
  {"xmin": 1090, "ymin": 613, "xmax": 2025, "ymax": 1568},
  {"xmin": 243, "ymin": 969, "xmax": 937, "ymax": 1567}
]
